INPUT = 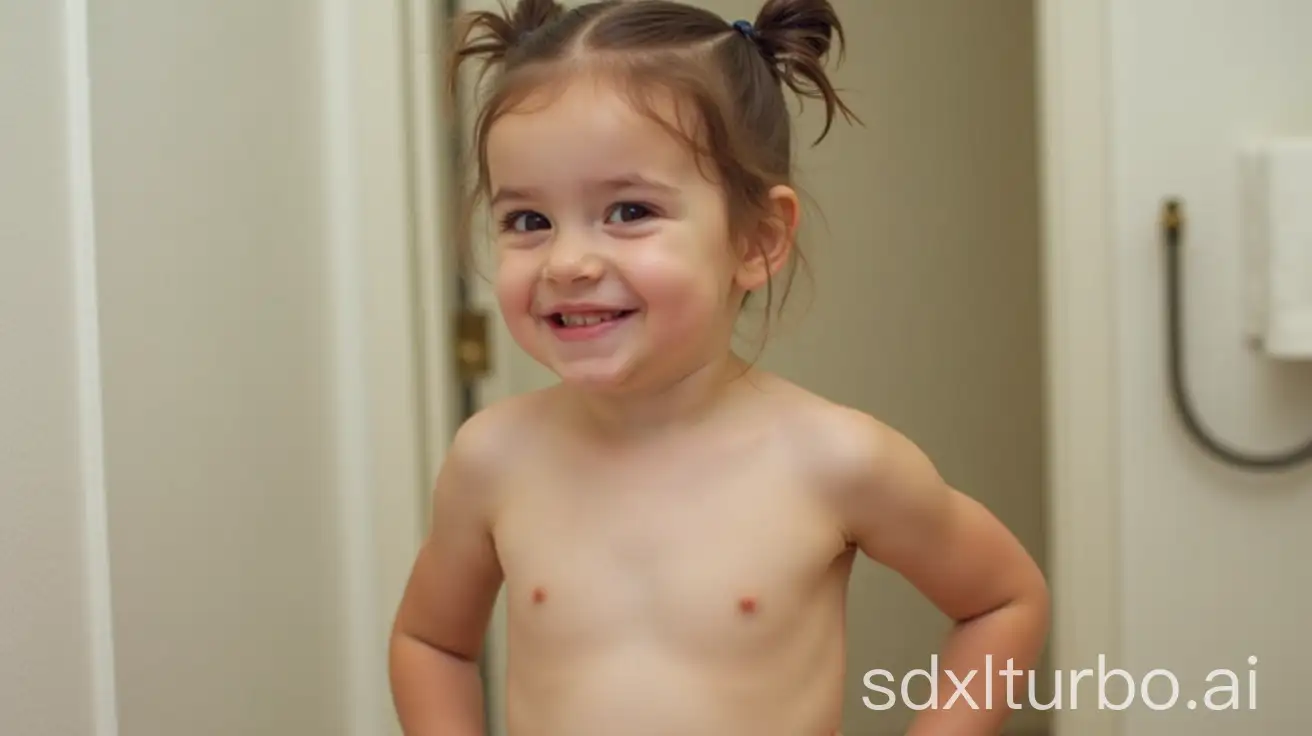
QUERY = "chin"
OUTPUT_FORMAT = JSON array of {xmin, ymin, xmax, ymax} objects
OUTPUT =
[{"xmin": 550, "ymin": 360, "xmax": 636, "ymax": 392}]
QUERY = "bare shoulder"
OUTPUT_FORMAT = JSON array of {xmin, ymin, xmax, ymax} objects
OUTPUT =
[
  {"xmin": 390, "ymin": 389, "xmax": 560, "ymax": 657},
  {"xmin": 781, "ymin": 393, "xmax": 961, "ymax": 547},
  {"xmin": 814, "ymin": 405, "xmax": 941, "ymax": 504},
  {"xmin": 767, "ymin": 382, "xmax": 1046, "ymax": 623},
  {"xmin": 417, "ymin": 387, "xmax": 562, "ymax": 563},
  {"xmin": 443, "ymin": 389, "xmax": 554, "ymax": 477},
  {"xmin": 753, "ymin": 377, "xmax": 930, "ymax": 501}
]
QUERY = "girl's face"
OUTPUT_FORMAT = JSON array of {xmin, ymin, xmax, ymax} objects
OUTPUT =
[{"xmin": 484, "ymin": 77, "xmax": 750, "ymax": 392}]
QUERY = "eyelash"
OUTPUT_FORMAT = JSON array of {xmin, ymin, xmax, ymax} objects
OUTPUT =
[
  {"xmin": 498, "ymin": 202, "xmax": 658, "ymax": 233},
  {"xmin": 498, "ymin": 210, "xmax": 547, "ymax": 233}
]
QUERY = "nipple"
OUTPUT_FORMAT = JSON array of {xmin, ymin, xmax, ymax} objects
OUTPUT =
[
  {"xmin": 532, "ymin": 586, "xmax": 548, "ymax": 604},
  {"xmin": 737, "ymin": 596, "xmax": 758, "ymax": 615}
]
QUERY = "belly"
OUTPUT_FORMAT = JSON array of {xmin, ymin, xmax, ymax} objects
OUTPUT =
[{"xmin": 504, "ymin": 631, "xmax": 847, "ymax": 736}]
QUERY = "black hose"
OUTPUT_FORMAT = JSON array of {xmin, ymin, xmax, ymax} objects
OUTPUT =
[{"xmin": 1162, "ymin": 197, "xmax": 1312, "ymax": 469}]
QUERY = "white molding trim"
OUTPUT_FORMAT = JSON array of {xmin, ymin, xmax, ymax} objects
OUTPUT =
[
  {"xmin": 63, "ymin": 0, "xmax": 120, "ymax": 733},
  {"xmin": 325, "ymin": 0, "xmax": 441, "ymax": 733},
  {"xmin": 445, "ymin": 4, "xmax": 515, "ymax": 736},
  {"xmin": 322, "ymin": 4, "xmax": 380, "ymax": 735},
  {"xmin": 1034, "ymin": 1, "xmax": 1123, "ymax": 734},
  {"xmin": 406, "ymin": 0, "xmax": 460, "ymax": 485}
]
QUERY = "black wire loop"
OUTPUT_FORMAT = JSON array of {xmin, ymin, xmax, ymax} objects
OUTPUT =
[{"xmin": 1162, "ymin": 197, "xmax": 1312, "ymax": 470}]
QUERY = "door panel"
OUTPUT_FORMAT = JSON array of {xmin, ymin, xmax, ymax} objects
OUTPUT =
[{"xmin": 460, "ymin": 2, "xmax": 1049, "ymax": 734}]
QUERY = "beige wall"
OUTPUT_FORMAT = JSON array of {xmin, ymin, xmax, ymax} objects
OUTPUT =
[
  {"xmin": 1, "ymin": 2, "xmax": 428, "ymax": 735},
  {"xmin": 1, "ymin": 4, "xmax": 98, "ymax": 734},
  {"xmin": 1109, "ymin": 1, "xmax": 1312, "ymax": 733}
]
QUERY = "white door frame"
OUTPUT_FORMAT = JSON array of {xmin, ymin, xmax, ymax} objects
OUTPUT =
[
  {"xmin": 341, "ymin": 0, "xmax": 459, "ymax": 734},
  {"xmin": 375, "ymin": 1, "xmax": 1127, "ymax": 735},
  {"xmin": 1035, "ymin": 0, "xmax": 1122, "ymax": 734}
]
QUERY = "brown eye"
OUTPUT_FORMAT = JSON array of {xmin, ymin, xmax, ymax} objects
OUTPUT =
[
  {"xmin": 606, "ymin": 203, "xmax": 653, "ymax": 224},
  {"xmin": 503, "ymin": 211, "xmax": 551, "ymax": 232}
]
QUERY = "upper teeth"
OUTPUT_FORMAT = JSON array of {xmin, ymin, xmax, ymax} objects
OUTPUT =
[{"xmin": 560, "ymin": 312, "xmax": 619, "ymax": 327}]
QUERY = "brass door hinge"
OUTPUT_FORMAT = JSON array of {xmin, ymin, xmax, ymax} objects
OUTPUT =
[{"xmin": 455, "ymin": 308, "xmax": 491, "ymax": 381}]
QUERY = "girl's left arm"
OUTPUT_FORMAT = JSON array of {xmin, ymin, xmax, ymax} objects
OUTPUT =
[{"xmin": 829, "ymin": 411, "xmax": 1051, "ymax": 736}]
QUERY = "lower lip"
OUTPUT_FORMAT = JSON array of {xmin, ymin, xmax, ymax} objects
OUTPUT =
[{"xmin": 546, "ymin": 312, "xmax": 635, "ymax": 342}]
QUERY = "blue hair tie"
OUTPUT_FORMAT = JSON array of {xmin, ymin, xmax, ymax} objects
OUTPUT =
[{"xmin": 731, "ymin": 19, "xmax": 755, "ymax": 39}]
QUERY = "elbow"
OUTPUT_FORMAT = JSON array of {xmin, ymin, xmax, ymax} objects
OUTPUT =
[
  {"xmin": 1028, "ymin": 572, "xmax": 1052, "ymax": 643},
  {"xmin": 1005, "ymin": 556, "xmax": 1051, "ymax": 632},
  {"xmin": 1003, "ymin": 545, "xmax": 1050, "ymax": 625},
  {"xmin": 962, "ymin": 561, "xmax": 1051, "ymax": 646},
  {"xmin": 391, "ymin": 621, "xmax": 481, "ymax": 665},
  {"xmin": 1028, "ymin": 558, "xmax": 1051, "ymax": 624},
  {"xmin": 1009, "ymin": 561, "xmax": 1052, "ymax": 656}
]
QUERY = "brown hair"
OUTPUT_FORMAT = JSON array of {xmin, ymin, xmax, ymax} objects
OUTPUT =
[{"xmin": 448, "ymin": 0, "xmax": 858, "ymax": 327}]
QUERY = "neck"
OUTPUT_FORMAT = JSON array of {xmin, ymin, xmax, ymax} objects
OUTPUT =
[{"xmin": 562, "ymin": 351, "xmax": 752, "ymax": 441}]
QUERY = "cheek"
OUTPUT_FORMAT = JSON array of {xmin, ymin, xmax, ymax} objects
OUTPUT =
[
  {"xmin": 625, "ymin": 246, "xmax": 733, "ymax": 327},
  {"xmin": 494, "ymin": 253, "xmax": 539, "ymax": 319}
]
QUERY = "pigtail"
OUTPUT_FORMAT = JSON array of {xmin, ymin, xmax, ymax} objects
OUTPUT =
[
  {"xmin": 447, "ymin": 0, "xmax": 566, "ymax": 98},
  {"xmin": 752, "ymin": 0, "xmax": 859, "ymax": 143}
]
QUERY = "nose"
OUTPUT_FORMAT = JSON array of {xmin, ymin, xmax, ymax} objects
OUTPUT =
[{"xmin": 541, "ymin": 230, "xmax": 604, "ymax": 284}]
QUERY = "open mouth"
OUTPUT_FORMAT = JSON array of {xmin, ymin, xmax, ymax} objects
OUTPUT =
[{"xmin": 547, "ymin": 310, "xmax": 637, "ymax": 328}]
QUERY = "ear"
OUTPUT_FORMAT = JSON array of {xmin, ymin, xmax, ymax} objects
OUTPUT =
[{"xmin": 734, "ymin": 185, "xmax": 800, "ymax": 292}]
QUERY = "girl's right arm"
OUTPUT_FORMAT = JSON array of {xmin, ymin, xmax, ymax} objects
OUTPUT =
[{"xmin": 389, "ymin": 415, "xmax": 506, "ymax": 735}]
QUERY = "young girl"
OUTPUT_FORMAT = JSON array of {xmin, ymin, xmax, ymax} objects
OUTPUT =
[{"xmin": 389, "ymin": 0, "xmax": 1050, "ymax": 734}]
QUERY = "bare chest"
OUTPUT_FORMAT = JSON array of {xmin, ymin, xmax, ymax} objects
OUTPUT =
[{"xmin": 492, "ymin": 464, "xmax": 850, "ymax": 660}]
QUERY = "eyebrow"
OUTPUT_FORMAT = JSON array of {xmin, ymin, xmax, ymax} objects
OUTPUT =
[{"xmin": 490, "ymin": 174, "xmax": 678, "ymax": 207}]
